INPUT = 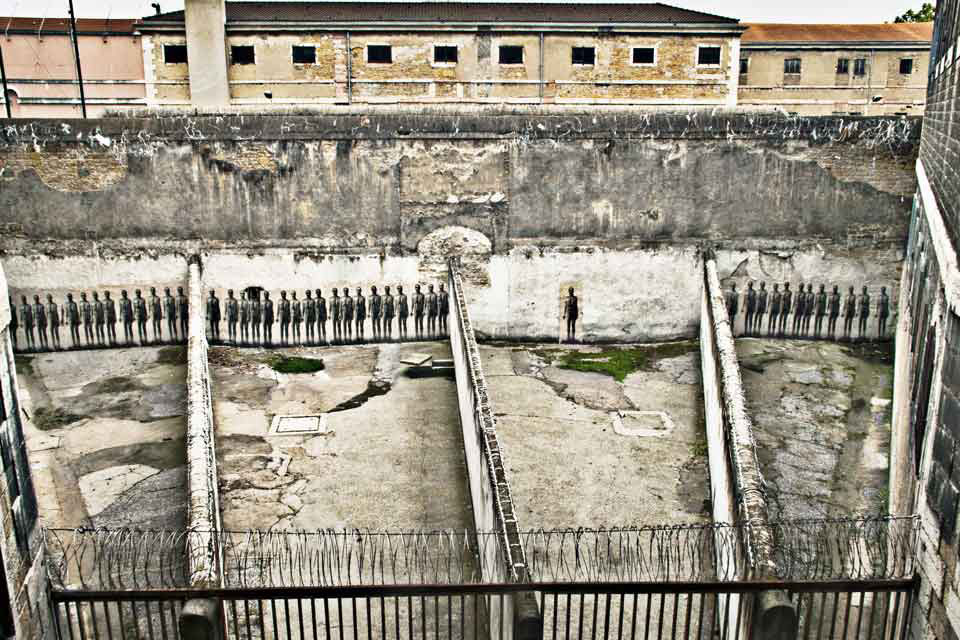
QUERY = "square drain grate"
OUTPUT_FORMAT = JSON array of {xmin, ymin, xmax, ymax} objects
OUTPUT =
[{"xmin": 269, "ymin": 414, "xmax": 327, "ymax": 435}]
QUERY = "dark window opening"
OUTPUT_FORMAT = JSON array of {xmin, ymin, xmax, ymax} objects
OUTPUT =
[
  {"xmin": 836, "ymin": 58, "xmax": 849, "ymax": 74},
  {"xmin": 572, "ymin": 46, "xmax": 595, "ymax": 65},
  {"xmin": 697, "ymin": 45, "xmax": 721, "ymax": 65},
  {"xmin": 784, "ymin": 58, "xmax": 801, "ymax": 74},
  {"xmin": 499, "ymin": 45, "xmax": 524, "ymax": 65},
  {"xmin": 434, "ymin": 45, "xmax": 458, "ymax": 64},
  {"xmin": 163, "ymin": 44, "xmax": 188, "ymax": 64},
  {"xmin": 367, "ymin": 44, "xmax": 392, "ymax": 64},
  {"xmin": 739, "ymin": 58, "xmax": 748, "ymax": 74},
  {"xmin": 244, "ymin": 286, "xmax": 264, "ymax": 301},
  {"xmin": 231, "ymin": 45, "xmax": 255, "ymax": 65},
  {"xmin": 292, "ymin": 45, "xmax": 316, "ymax": 64},
  {"xmin": 633, "ymin": 47, "xmax": 655, "ymax": 65},
  {"xmin": 854, "ymin": 58, "xmax": 867, "ymax": 76},
  {"xmin": 900, "ymin": 58, "xmax": 914, "ymax": 74}
]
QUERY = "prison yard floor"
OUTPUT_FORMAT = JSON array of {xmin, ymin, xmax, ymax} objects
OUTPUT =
[
  {"xmin": 737, "ymin": 339, "xmax": 893, "ymax": 520},
  {"xmin": 480, "ymin": 342, "xmax": 710, "ymax": 528},
  {"xmin": 16, "ymin": 346, "xmax": 188, "ymax": 529},
  {"xmin": 210, "ymin": 342, "xmax": 472, "ymax": 531}
]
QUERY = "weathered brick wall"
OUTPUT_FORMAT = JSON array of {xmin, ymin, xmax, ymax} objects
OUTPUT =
[{"xmin": 0, "ymin": 111, "xmax": 920, "ymax": 254}]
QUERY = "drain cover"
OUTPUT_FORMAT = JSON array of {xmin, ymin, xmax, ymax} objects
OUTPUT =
[{"xmin": 269, "ymin": 415, "xmax": 326, "ymax": 435}]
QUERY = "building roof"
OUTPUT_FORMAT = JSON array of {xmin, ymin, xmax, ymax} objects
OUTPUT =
[
  {"xmin": 742, "ymin": 22, "xmax": 933, "ymax": 45},
  {"xmin": 141, "ymin": 2, "xmax": 740, "ymax": 26},
  {"xmin": 0, "ymin": 17, "xmax": 138, "ymax": 35}
]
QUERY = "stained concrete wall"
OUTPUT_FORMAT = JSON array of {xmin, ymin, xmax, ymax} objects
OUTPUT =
[{"xmin": 0, "ymin": 111, "xmax": 919, "ymax": 342}]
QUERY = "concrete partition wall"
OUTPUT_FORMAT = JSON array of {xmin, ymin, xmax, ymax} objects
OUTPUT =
[{"xmin": 448, "ymin": 262, "xmax": 540, "ymax": 640}]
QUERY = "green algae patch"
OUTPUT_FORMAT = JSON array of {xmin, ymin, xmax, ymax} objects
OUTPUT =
[
  {"xmin": 552, "ymin": 341, "xmax": 697, "ymax": 382},
  {"xmin": 269, "ymin": 355, "xmax": 325, "ymax": 374},
  {"xmin": 33, "ymin": 406, "xmax": 87, "ymax": 431}
]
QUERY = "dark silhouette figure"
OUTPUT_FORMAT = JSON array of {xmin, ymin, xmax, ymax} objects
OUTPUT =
[
  {"xmin": 207, "ymin": 290, "xmax": 221, "ymax": 343},
  {"xmin": 119, "ymin": 290, "xmax": 134, "ymax": 345},
  {"xmin": 827, "ymin": 286, "xmax": 841, "ymax": 339},
  {"xmin": 439, "ymin": 283, "xmax": 449, "ymax": 336},
  {"xmin": 857, "ymin": 286, "xmax": 871, "ymax": 339},
  {"xmin": 92, "ymin": 292, "xmax": 105, "ymax": 346},
  {"xmin": 316, "ymin": 289, "xmax": 327, "ymax": 344},
  {"xmin": 802, "ymin": 284, "xmax": 815, "ymax": 336},
  {"xmin": 413, "ymin": 284, "xmax": 425, "ymax": 340},
  {"xmin": 291, "ymin": 291, "xmax": 302, "ymax": 345},
  {"xmin": 278, "ymin": 291, "xmax": 291, "ymax": 345},
  {"xmin": 176, "ymin": 286, "xmax": 189, "ymax": 339},
  {"xmin": 756, "ymin": 282, "xmax": 768, "ymax": 336},
  {"xmin": 843, "ymin": 286, "xmax": 857, "ymax": 339},
  {"xmin": 263, "ymin": 292, "xmax": 275, "ymax": 346},
  {"xmin": 397, "ymin": 285, "xmax": 409, "ymax": 340},
  {"xmin": 745, "ymin": 282, "xmax": 757, "ymax": 336},
  {"xmin": 226, "ymin": 289, "xmax": 239, "ymax": 344},
  {"xmin": 768, "ymin": 284, "xmax": 781, "ymax": 336},
  {"xmin": 9, "ymin": 298, "xmax": 18, "ymax": 351},
  {"xmin": 33, "ymin": 295, "xmax": 47, "ymax": 350},
  {"xmin": 164, "ymin": 287, "xmax": 178, "ymax": 343},
  {"xmin": 19, "ymin": 296, "xmax": 35, "ymax": 351},
  {"xmin": 779, "ymin": 283, "xmax": 793, "ymax": 336},
  {"xmin": 104, "ymin": 291, "xmax": 117, "ymax": 346},
  {"xmin": 343, "ymin": 289, "xmax": 355, "ymax": 342},
  {"xmin": 66, "ymin": 293, "xmax": 81, "ymax": 348},
  {"xmin": 725, "ymin": 283, "xmax": 739, "ymax": 333},
  {"xmin": 426, "ymin": 284, "xmax": 438, "ymax": 339},
  {"xmin": 878, "ymin": 286, "xmax": 890, "ymax": 338},
  {"xmin": 355, "ymin": 287, "xmax": 366, "ymax": 342},
  {"xmin": 331, "ymin": 288, "xmax": 342, "ymax": 343},
  {"xmin": 148, "ymin": 287, "xmax": 163, "ymax": 344},
  {"xmin": 239, "ymin": 291, "xmax": 251, "ymax": 345},
  {"xmin": 304, "ymin": 291, "xmax": 316, "ymax": 345},
  {"xmin": 251, "ymin": 292, "xmax": 263, "ymax": 345},
  {"xmin": 370, "ymin": 286, "xmax": 382, "ymax": 341},
  {"xmin": 814, "ymin": 285, "xmax": 827, "ymax": 338},
  {"xmin": 563, "ymin": 287, "xmax": 580, "ymax": 343},
  {"xmin": 80, "ymin": 292, "xmax": 94, "ymax": 347},
  {"xmin": 46, "ymin": 294, "xmax": 61, "ymax": 350}
]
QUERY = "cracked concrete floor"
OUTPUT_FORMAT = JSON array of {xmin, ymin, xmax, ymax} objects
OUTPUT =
[
  {"xmin": 211, "ymin": 342, "xmax": 471, "ymax": 531},
  {"xmin": 737, "ymin": 339, "xmax": 893, "ymax": 521},
  {"xmin": 480, "ymin": 343, "xmax": 710, "ymax": 528},
  {"xmin": 16, "ymin": 346, "xmax": 187, "ymax": 529}
]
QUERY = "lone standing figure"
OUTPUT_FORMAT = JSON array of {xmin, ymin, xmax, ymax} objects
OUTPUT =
[{"xmin": 563, "ymin": 287, "xmax": 580, "ymax": 343}]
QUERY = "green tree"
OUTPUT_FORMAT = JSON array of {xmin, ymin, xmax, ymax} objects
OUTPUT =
[{"xmin": 894, "ymin": 3, "xmax": 936, "ymax": 22}]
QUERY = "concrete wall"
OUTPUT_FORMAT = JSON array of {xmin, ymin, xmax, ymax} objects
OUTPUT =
[
  {"xmin": 739, "ymin": 48, "xmax": 930, "ymax": 116},
  {"xmin": 142, "ymin": 31, "xmax": 739, "ymax": 106},
  {"xmin": 0, "ymin": 111, "xmax": 919, "ymax": 342}
]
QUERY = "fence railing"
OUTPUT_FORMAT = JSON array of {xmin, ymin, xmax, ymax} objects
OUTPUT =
[{"xmin": 43, "ymin": 517, "xmax": 919, "ymax": 592}]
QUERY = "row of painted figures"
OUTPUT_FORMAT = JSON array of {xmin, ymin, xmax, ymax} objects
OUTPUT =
[
  {"xmin": 9, "ymin": 283, "xmax": 451, "ymax": 352},
  {"xmin": 726, "ymin": 282, "xmax": 891, "ymax": 340}
]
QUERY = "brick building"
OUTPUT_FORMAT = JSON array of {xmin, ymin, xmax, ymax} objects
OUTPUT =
[
  {"xmin": 0, "ymin": 18, "xmax": 145, "ymax": 117},
  {"xmin": 738, "ymin": 22, "xmax": 933, "ymax": 116},
  {"xmin": 889, "ymin": 0, "xmax": 960, "ymax": 637},
  {"xmin": 136, "ymin": 1, "xmax": 745, "ymax": 108}
]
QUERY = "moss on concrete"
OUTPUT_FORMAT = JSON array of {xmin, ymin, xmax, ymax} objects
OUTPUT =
[
  {"xmin": 33, "ymin": 406, "xmax": 86, "ymax": 431},
  {"xmin": 155, "ymin": 345, "xmax": 186, "ymax": 365},
  {"xmin": 543, "ymin": 341, "xmax": 697, "ymax": 382},
  {"xmin": 269, "ymin": 355, "xmax": 325, "ymax": 374}
]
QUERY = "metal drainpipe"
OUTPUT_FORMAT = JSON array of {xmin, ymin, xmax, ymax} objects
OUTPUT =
[
  {"xmin": 539, "ymin": 32, "xmax": 544, "ymax": 103},
  {"xmin": 0, "ymin": 46, "xmax": 10, "ymax": 118}
]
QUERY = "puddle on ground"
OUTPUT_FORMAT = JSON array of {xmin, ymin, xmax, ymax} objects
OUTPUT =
[{"xmin": 326, "ymin": 380, "xmax": 392, "ymax": 413}]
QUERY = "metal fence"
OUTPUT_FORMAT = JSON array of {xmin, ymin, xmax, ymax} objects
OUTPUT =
[
  {"xmin": 49, "ymin": 578, "xmax": 916, "ymax": 640},
  {"xmin": 44, "ymin": 516, "xmax": 919, "ymax": 592}
]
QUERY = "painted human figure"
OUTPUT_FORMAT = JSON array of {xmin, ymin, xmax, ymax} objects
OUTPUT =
[
  {"xmin": 427, "ymin": 284, "xmax": 438, "ymax": 339},
  {"xmin": 46, "ymin": 294, "xmax": 61, "ymax": 350},
  {"xmin": 92, "ymin": 292, "xmax": 105, "ymax": 346},
  {"xmin": 857, "ymin": 286, "xmax": 871, "ymax": 339},
  {"xmin": 438, "ymin": 283, "xmax": 449, "ymax": 337},
  {"xmin": 792, "ymin": 282, "xmax": 805, "ymax": 336},
  {"xmin": 343, "ymin": 288, "xmax": 355, "ymax": 342},
  {"xmin": 878, "ymin": 286, "xmax": 890, "ymax": 338},
  {"xmin": 370, "ymin": 286, "xmax": 382, "ymax": 341},
  {"xmin": 330, "ymin": 288, "xmax": 342, "ymax": 343},
  {"xmin": 413, "ymin": 284, "xmax": 426, "ymax": 340},
  {"xmin": 8, "ymin": 298, "xmax": 18, "ymax": 351},
  {"xmin": 316, "ymin": 289, "xmax": 328, "ymax": 344},
  {"xmin": 206, "ymin": 290, "xmax": 221, "ymax": 343},
  {"xmin": 164, "ymin": 287, "xmax": 178, "ymax": 343},
  {"xmin": 397, "ymin": 285, "xmax": 409, "ymax": 341},
  {"xmin": 119, "ymin": 290, "xmax": 134, "ymax": 345},
  {"xmin": 132, "ymin": 289, "xmax": 148, "ymax": 345},
  {"xmin": 779, "ymin": 283, "xmax": 792, "ymax": 337},
  {"xmin": 239, "ymin": 291, "xmax": 250, "ymax": 345},
  {"xmin": 755, "ymin": 282, "xmax": 768, "ymax": 336},
  {"xmin": 814, "ymin": 284, "xmax": 827, "ymax": 338},
  {"xmin": 250, "ymin": 291, "xmax": 262, "ymax": 345},
  {"xmin": 563, "ymin": 287, "xmax": 579, "ymax": 343},
  {"xmin": 725, "ymin": 283, "xmax": 739, "ymax": 332},
  {"xmin": 291, "ymin": 291, "xmax": 302, "ymax": 345},
  {"xmin": 33, "ymin": 295, "xmax": 47, "ymax": 351},
  {"xmin": 383, "ymin": 286, "xmax": 395, "ymax": 340},
  {"xmin": 768, "ymin": 284, "xmax": 781, "ymax": 336},
  {"xmin": 278, "ymin": 291, "xmax": 291, "ymax": 346},
  {"xmin": 304, "ymin": 290, "xmax": 316, "ymax": 345},
  {"xmin": 148, "ymin": 286, "xmax": 163, "ymax": 343},
  {"xmin": 104, "ymin": 291, "xmax": 117, "ymax": 346},
  {"xmin": 226, "ymin": 289, "xmax": 239, "ymax": 344},
  {"xmin": 80, "ymin": 292, "xmax": 94, "ymax": 347},
  {"xmin": 66, "ymin": 293, "xmax": 81, "ymax": 348},
  {"xmin": 803, "ymin": 284, "xmax": 816, "ymax": 336},
  {"xmin": 744, "ymin": 282, "xmax": 757, "ymax": 336},
  {"xmin": 262, "ymin": 292, "xmax": 274, "ymax": 345},
  {"xmin": 176, "ymin": 286, "xmax": 189, "ymax": 339},
  {"xmin": 828, "ymin": 285, "xmax": 842, "ymax": 339},
  {"xmin": 19, "ymin": 296, "xmax": 34, "ymax": 351},
  {"xmin": 843, "ymin": 286, "xmax": 857, "ymax": 339},
  {"xmin": 354, "ymin": 288, "xmax": 366, "ymax": 342}
]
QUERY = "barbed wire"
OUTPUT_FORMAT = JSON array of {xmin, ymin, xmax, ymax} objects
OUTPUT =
[{"xmin": 44, "ymin": 516, "xmax": 918, "ymax": 591}]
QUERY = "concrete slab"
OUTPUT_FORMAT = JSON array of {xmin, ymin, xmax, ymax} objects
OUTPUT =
[
  {"xmin": 15, "ymin": 346, "xmax": 188, "ymax": 529},
  {"xmin": 737, "ymin": 339, "xmax": 893, "ymax": 520},
  {"xmin": 481, "ymin": 343, "xmax": 709, "ymax": 528},
  {"xmin": 211, "ymin": 343, "xmax": 472, "ymax": 531}
]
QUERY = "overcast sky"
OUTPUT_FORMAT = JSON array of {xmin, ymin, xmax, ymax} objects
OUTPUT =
[{"xmin": 0, "ymin": 0, "xmax": 934, "ymax": 24}]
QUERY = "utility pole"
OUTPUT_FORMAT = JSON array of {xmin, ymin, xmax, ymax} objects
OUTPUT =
[
  {"xmin": 0, "ymin": 45, "xmax": 10, "ymax": 118},
  {"xmin": 67, "ymin": 0, "xmax": 87, "ymax": 118}
]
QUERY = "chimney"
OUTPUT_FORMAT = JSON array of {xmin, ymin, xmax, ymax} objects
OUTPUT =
[{"xmin": 184, "ymin": 0, "xmax": 229, "ymax": 107}]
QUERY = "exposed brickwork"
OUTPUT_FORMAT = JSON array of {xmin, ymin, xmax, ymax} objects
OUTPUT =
[{"xmin": 0, "ymin": 149, "xmax": 127, "ymax": 192}]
